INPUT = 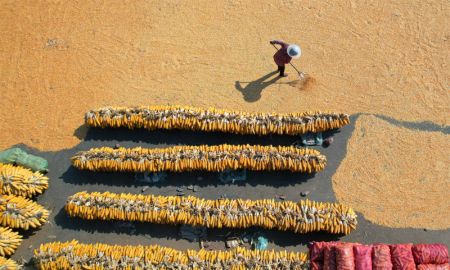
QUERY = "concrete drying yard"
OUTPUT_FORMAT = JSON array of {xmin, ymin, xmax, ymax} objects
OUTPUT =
[{"xmin": 11, "ymin": 114, "xmax": 449, "ymax": 268}]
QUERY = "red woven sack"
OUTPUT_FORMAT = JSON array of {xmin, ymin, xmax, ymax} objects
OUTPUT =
[
  {"xmin": 354, "ymin": 244, "xmax": 372, "ymax": 270},
  {"xmin": 413, "ymin": 244, "xmax": 449, "ymax": 265},
  {"xmin": 391, "ymin": 244, "xmax": 415, "ymax": 270},
  {"xmin": 373, "ymin": 244, "xmax": 393, "ymax": 270},
  {"xmin": 336, "ymin": 244, "xmax": 355, "ymax": 270},
  {"xmin": 310, "ymin": 242, "xmax": 341, "ymax": 270},
  {"xmin": 417, "ymin": 264, "xmax": 450, "ymax": 270},
  {"xmin": 311, "ymin": 259, "xmax": 323, "ymax": 270},
  {"xmin": 310, "ymin": 242, "xmax": 328, "ymax": 270},
  {"xmin": 324, "ymin": 244, "xmax": 338, "ymax": 270}
]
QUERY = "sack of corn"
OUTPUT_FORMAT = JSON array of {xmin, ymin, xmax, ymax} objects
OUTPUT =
[
  {"xmin": 0, "ymin": 256, "xmax": 20, "ymax": 270},
  {"xmin": 0, "ymin": 195, "xmax": 49, "ymax": 230},
  {"xmin": 85, "ymin": 105, "xmax": 350, "ymax": 135},
  {"xmin": 66, "ymin": 191, "xmax": 357, "ymax": 235},
  {"xmin": 0, "ymin": 148, "xmax": 48, "ymax": 172},
  {"xmin": 0, "ymin": 227, "xmax": 22, "ymax": 257},
  {"xmin": 309, "ymin": 242, "xmax": 449, "ymax": 270},
  {"xmin": 71, "ymin": 145, "xmax": 326, "ymax": 173},
  {"xmin": 0, "ymin": 163, "xmax": 49, "ymax": 198},
  {"xmin": 34, "ymin": 240, "xmax": 309, "ymax": 270}
]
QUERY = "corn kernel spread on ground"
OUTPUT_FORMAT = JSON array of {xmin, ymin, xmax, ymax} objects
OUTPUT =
[
  {"xmin": 333, "ymin": 115, "xmax": 450, "ymax": 230},
  {"xmin": 0, "ymin": 1, "xmax": 448, "ymax": 151}
]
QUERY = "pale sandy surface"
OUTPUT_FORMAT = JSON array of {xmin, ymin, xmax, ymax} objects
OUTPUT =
[
  {"xmin": 0, "ymin": 0, "xmax": 449, "ymax": 151},
  {"xmin": 333, "ymin": 115, "xmax": 450, "ymax": 230}
]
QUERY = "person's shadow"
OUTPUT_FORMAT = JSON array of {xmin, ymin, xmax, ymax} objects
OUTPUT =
[{"xmin": 235, "ymin": 70, "xmax": 281, "ymax": 102}]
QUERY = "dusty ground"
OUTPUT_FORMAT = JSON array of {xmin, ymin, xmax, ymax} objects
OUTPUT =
[
  {"xmin": 333, "ymin": 115, "xmax": 450, "ymax": 230},
  {"xmin": 0, "ymin": 1, "xmax": 449, "ymax": 264},
  {"xmin": 0, "ymin": 1, "xmax": 449, "ymax": 151}
]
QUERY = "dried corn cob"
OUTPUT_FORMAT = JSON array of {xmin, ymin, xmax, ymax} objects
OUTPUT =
[
  {"xmin": 35, "ymin": 240, "xmax": 309, "ymax": 270},
  {"xmin": 71, "ymin": 145, "xmax": 326, "ymax": 173},
  {"xmin": 0, "ymin": 227, "xmax": 22, "ymax": 257},
  {"xmin": 0, "ymin": 163, "xmax": 49, "ymax": 198},
  {"xmin": 0, "ymin": 256, "xmax": 20, "ymax": 270},
  {"xmin": 66, "ymin": 191, "xmax": 357, "ymax": 235},
  {"xmin": 0, "ymin": 195, "xmax": 49, "ymax": 230},
  {"xmin": 85, "ymin": 105, "xmax": 350, "ymax": 135}
]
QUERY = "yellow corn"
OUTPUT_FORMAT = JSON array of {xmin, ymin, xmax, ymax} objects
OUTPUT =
[
  {"xmin": 0, "ymin": 256, "xmax": 20, "ymax": 270},
  {"xmin": 0, "ymin": 163, "xmax": 49, "ymax": 198},
  {"xmin": 85, "ymin": 105, "xmax": 350, "ymax": 136},
  {"xmin": 65, "ymin": 191, "xmax": 357, "ymax": 235},
  {"xmin": 0, "ymin": 226, "xmax": 22, "ymax": 257},
  {"xmin": 34, "ymin": 240, "xmax": 309, "ymax": 270},
  {"xmin": 71, "ymin": 145, "xmax": 327, "ymax": 173},
  {"xmin": 0, "ymin": 194, "xmax": 49, "ymax": 230}
]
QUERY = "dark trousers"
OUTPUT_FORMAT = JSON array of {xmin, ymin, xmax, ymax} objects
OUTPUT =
[{"xmin": 277, "ymin": 65, "xmax": 285, "ymax": 76}]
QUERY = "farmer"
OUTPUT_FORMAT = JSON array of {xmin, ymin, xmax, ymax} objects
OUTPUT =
[{"xmin": 270, "ymin": 40, "xmax": 301, "ymax": 77}]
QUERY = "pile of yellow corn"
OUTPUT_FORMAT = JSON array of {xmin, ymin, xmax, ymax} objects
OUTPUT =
[
  {"xmin": 66, "ymin": 191, "xmax": 357, "ymax": 235},
  {"xmin": 0, "ymin": 195, "xmax": 49, "ymax": 230},
  {"xmin": 0, "ymin": 163, "xmax": 49, "ymax": 198},
  {"xmin": 0, "ymin": 227, "xmax": 22, "ymax": 257},
  {"xmin": 0, "ymin": 155, "xmax": 49, "ymax": 266},
  {"xmin": 34, "ymin": 240, "xmax": 309, "ymax": 270},
  {"xmin": 0, "ymin": 256, "xmax": 19, "ymax": 270},
  {"xmin": 71, "ymin": 145, "xmax": 326, "ymax": 173},
  {"xmin": 85, "ymin": 105, "xmax": 350, "ymax": 135}
]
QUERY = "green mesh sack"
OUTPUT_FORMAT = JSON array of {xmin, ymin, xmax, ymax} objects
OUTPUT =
[
  {"xmin": 0, "ymin": 147, "xmax": 48, "ymax": 172},
  {"xmin": 0, "ymin": 148, "xmax": 25, "ymax": 163}
]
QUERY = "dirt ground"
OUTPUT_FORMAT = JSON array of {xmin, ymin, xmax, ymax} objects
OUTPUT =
[
  {"xmin": 0, "ymin": 1, "xmax": 448, "ymax": 151},
  {"xmin": 0, "ymin": 1, "xmax": 449, "ymax": 264},
  {"xmin": 333, "ymin": 115, "xmax": 450, "ymax": 230}
]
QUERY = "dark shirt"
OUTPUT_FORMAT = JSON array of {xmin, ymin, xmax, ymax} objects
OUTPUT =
[{"xmin": 272, "ymin": 40, "xmax": 291, "ymax": 66}]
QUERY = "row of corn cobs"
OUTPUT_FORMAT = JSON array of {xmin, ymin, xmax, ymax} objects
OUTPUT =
[
  {"xmin": 0, "ymin": 256, "xmax": 19, "ymax": 270},
  {"xmin": 0, "ymin": 195, "xmax": 49, "ymax": 269},
  {"xmin": 66, "ymin": 106, "xmax": 352, "ymax": 269},
  {"xmin": 85, "ymin": 105, "xmax": 350, "ymax": 136},
  {"xmin": 71, "ymin": 145, "xmax": 326, "ymax": 173},
  {"xmin": 33, "ymin": 241, "xmax": 450, "ymax": 270},
  {"xmin": 66, "ymin": 191, "xmax": 357, "ymax": 235},
  {"xmin": 0, "ymin": 227, "xmax": 21, "ymax": 257},
  {"xmin": 34, "ymin": 240, "xmax": 310, "ymax": 270},
  {"xmin": 0, "ymin": 163, "xmax": 50, "ymax": 269},
  {"xmin": 0, "ymin": 163, "xmax": 48, "ymax": 198},
  {"xmin": 0, "ymin": 195, "xmax": 49, "ymax": 231}
]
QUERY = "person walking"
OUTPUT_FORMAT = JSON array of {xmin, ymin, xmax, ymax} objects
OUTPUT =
[{"xmin": 270, "ymin": 40, "xmax": 301, "ymax": 77}]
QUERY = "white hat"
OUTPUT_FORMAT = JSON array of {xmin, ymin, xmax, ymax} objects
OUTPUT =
[{"xmin": 287, "ymin": 44, "xmax": 301, "ymax": 58}]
